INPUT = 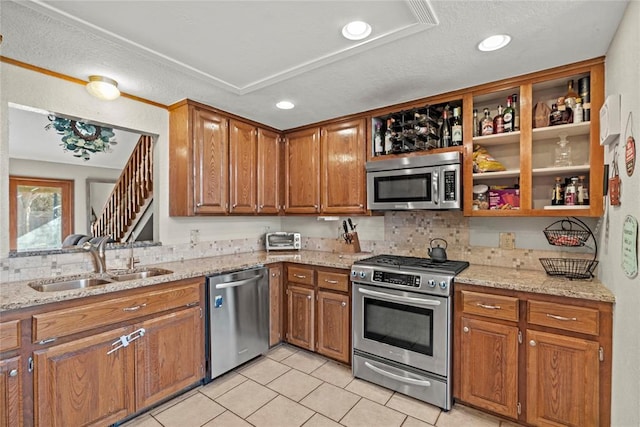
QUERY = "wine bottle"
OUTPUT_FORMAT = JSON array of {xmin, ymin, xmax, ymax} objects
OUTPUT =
[
  {"xmin": 440, "ymin": 106, "xmax": 452, "ymax": 148},
  {"xmin": 384, "ymin": 119, "xmax": 393, "ymax": 154},
  {"xmin": 511, "ymin": 94, "xmax": 520, "ymax": 131},
  {"xmin": 503, "ymin": 97, "xmax": 514, "ymax": 132},
  {"xmin": 493, "ymin": 105, "xmax": 505, "ymax": 134},
  {"xmin": 472, "ymin": 109, "xmax": 479, "ymax": 137},
  {"xmin": 451, "ymin": 107, "xmax": 463, "ymax": 146},
  {"xmin": 374, "ymin": 122, "xmax": 383, "ymax": 155}
]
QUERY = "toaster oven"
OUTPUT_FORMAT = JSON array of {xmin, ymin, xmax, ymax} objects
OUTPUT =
[{"xmin": 265, "ymin": 232, "xmax": 301, "ymax": 251}]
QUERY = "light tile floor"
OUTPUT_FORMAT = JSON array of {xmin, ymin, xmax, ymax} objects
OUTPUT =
[{"xmin": 123, "ymin": 344, "xmax": 524, "ymax": 427}]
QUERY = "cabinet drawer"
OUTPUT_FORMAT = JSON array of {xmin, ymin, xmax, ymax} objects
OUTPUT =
[
  {"xmin": 461, "ymin": 291, "xmax": 519, "ymax": 322},
  {"xmin": 317, "ymin": 270, "xmax": 349, "ymax": 293},
  {"xmin": 528, "ymin": 300, "xmax": 599, "ymax": 335},
  {"xmin": 0, "ymin": 320, "xmax": 21, "ymax": 351},
  {"xmin": 33, "ymin": 282, "xmax": 201, "ymax": 342},
  {"xmin": 287, "ymin": 266, "xmax": 315, "ymax": 286}
]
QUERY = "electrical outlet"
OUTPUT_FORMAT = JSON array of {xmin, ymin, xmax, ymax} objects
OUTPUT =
[
  {"xmin": 190, "ymin": 229, "xmax": 199, "ymax": 245},
  {"xmin": 499, "ymin": 232, "xmax": 515, "ymax": 250}
]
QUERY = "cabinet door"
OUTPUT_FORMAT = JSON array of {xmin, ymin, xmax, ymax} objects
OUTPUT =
[
  {"xmin": 33, "ymin": 326, "xmax": 135, "ymax": 427},
  {"xmin": 269, "ymin": 265, "xmax": 283, "ymax": 346},
  {"xmin": 460, "ymin": 317, "xmax": 519, "ymax": 419},
  {"xmin": 286, "ymin": 285, "xmax": 315, "ymax": 351},
  {"xmin": 135, "ymin": 307, "xmax": 203, "ymax": 410},
  {"xmin": 321, "ymin": 119, "xmax": 366, "ymax": 214},
  {"xmin": 193, "ymin": 108, "xmax": 228, "ymax": 214},
  {"xmin": 257, "ymin": 128, "xmax": 282, "ymax": 214},
  {"xmin": 284, "ymin": 128, "xmax": 321, "ymax": 214},
  {"xmin": 317, "ymin": 290, "xmax": 350, "ymax": 364},
  {"xmin": 526, "ymin": 329, "xmax": 599, "ymax": 427},
  {"xmin": 0, "ymin": 356, "xmax": 22, "ymax": 427},
  {"xmin": 229, "ymin": 120, "xmax": 257, "ymax": 214}
]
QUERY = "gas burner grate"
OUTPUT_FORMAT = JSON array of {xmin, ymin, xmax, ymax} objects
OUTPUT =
[{"xmin": 356, "ymin": 254, "xmax": 470, "ymax": 275}]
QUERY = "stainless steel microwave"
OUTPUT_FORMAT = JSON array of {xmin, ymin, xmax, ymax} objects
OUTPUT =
[{"xmin": 366, "ymin": 152, "xmax": 462, "ymax": 211}]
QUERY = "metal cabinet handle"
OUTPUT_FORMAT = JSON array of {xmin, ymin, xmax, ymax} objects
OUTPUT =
[
  {"xmin": 9, "ymin": 369, "xmax": 18, "ymax": 377},
  {"xmin": 546, "ymin": 313, "xmax": 577, "ymax": 321},
  {"xmin": 324, "ymin": 279, "xmax": 339, "ymax": 284},
  {"xmin": 294, "ymin": 274, "xmax": 307, "ymax": 279},
  {"xmin": 529, "ymin": 340, "xmax": 536, "ymax": 347},
  {"xmin": 196, "ymin": 202, "xmax": 202, "ymax": 207},
  {"xmin": 123, "ymin": 303, "xmax": 147, "ymax": 312},
  {"xmin": 476, "ymin": 303, "xmax": 501, "ymax": 310},
  {"xmin": 307, "ymin": 295, "xmax": 312, "ymax": 300},
  {"xmin": 341, "ymin": 302, "xmax": 347, "ymax": 307},
  {"xmin": 463, "ymin": 326, "xmax": 469, "ymax": 333},
  {"xmin": 259, "ymin": 205, "xmax": 264, "ymax": 209}
]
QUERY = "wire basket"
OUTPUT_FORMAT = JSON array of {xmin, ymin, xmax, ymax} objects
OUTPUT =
[
  {"xmin": 539, "ymin": 258, "xmax": 599, "ymax": 279},
  {"xmin": 543, "ymin": 219, "xmax": 591, "ymax": 247}
]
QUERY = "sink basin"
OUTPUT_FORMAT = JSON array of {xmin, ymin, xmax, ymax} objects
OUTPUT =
[
  {"xmin": 108, "ymin": 268, "xmax": 173, "ymax": 282},
  {"xmin": 29, "ymin": 278, "xmax": 112, "ymax": 292}
]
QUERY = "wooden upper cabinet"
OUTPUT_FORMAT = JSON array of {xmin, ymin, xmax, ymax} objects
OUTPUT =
[
  {"xmin": 229, "ymin": 119, "xmax": 257, "ymax": 214},
  {"xmin": 285, "ymin": 127, "xmax": 321, "ymax": 214},
  {"xmin": 169, "ymin": 101, "xmax": 228, "ymax": 216},
  {"xmin": 257, "ymin": 128, "xmax": 283, "ymax": 214},
  {"xmin": 321, "ymin": 119, "xmax": 366, "ymax": 214}
]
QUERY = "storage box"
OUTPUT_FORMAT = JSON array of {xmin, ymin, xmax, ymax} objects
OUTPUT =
[{"xmin": 489, "ymin": 189, "xmax": 520, "ymax": 210}]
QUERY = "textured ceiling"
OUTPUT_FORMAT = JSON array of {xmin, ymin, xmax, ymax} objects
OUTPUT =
[{"xmin": 0, "ymin": 0, "xmax": 629, "ymax": 130}]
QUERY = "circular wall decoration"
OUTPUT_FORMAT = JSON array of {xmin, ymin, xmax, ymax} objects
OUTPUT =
[{"xmin": 46, "ymin": 115, "xmax": 117, "ymax": 161}]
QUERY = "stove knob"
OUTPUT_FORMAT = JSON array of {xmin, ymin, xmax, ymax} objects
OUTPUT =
[
  {"xmin": 428, "ymin": 279, "xmax": 436, "ymax": 288},
  {"xmin": 359, "ymin": 271, "xmax": 366, "ymax": 279},
  {"xmin": 439, "ymin": 281, "xmax": 448, "ymax": 290},
  {"xmin": 351, "ymin": 271, "xmax": 357, "ymax": 278}
]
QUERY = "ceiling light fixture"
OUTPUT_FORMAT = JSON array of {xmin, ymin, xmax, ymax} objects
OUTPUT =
[
  {"xmin": 477, "ymin": 34, "xmax": 511, "ymax": 52},
  {"xmin": 86, "ymin": 75, "xmax": 121, "ymax": 101},
  {"xmin": 276, "ymin": 101, "xmax": 295, "ymax": 110},
  {"xmin": 342, "ymin": 21, "xmax": 372, "ymax": 41}
]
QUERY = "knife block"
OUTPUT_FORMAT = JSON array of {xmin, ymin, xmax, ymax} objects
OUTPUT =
[{"xmin": 341, "ymin": 232, "xmax": 361, "ymax": 253}]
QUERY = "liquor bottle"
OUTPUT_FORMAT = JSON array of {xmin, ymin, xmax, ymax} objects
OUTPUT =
[
  {"xmin": 440, "ymin": 106, "xmax": 452, "ymax": 148},
  {"xmin": 384, "ymin": 119, "xmax": 393, "ymax": 154},
  {"xmin": 472, "ymin": 109, "xmax": 479, "ymax": 137},
  {"xmin": 556, "ymin": 97, "xmax": 573, "ymax": 124},
  {"xmin": 574, "ymin": 98, "xmax": 584, "ymax": 124},
  {"xmin": 503, "ymin": 96, "xmax": 514, "ymax": 132},
  {"xmin": 451, "ymin": 107, "xmax": 463, "ymax": 146},
  {"xmin": 549, "ymin": 103, "xmax": 563, "ymax": 126},
  {"xmin": 511, "ymin": 94, "xmax": 520, "ymax": 131},
  {"xmin": 578, "ymin": 175, "xmax": 589, "ymax": 205},
  {"xmin": 564, "ymin": 177, "xmax": 578, "ymax": 206},
  {"xmin": 493, "ymin": 105, "xmax": 505, "ymax": 134},
  {"xmin": 578, "ymin": 76, "xmax": 590, "ymax": 121},
  {"xmin": 554, "ymin": 132, "xmax": 572, "ymax": 167},
  {"xmin": 551, "ymin": 177, "xmax": 564, "ymax": 206},
  {"xmin": 481, "ymin": 108, "xmax": 494, "ymax": 136},
  {"xmin": 564, "ymin": 80, "xmax": 578, "ymax": 110},
  {"xmin": 374, "ymin": 122, "xmax": 383, "ymax": 155}
]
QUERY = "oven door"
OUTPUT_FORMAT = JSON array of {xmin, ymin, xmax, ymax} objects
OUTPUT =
[
  {"xmin": 366, "ymin": 166, "xmax": 438, "ymax": 210},
  {"xmin": 352, "ymin": 283, "xmax": 450, "ymax": 377}
]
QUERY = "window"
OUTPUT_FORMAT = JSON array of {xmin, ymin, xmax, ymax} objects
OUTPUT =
[{"xmin": 9, "ymin": 176, "xmax": 74, "ymax": 251}]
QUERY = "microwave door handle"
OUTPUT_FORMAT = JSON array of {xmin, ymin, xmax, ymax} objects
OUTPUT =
[
  {"xmin": 432, "ymin": 170, "xmax": 439, "ymax": 205},
  {"xmin": 357, "ymin": 287, "xmax": 441, "ymax": 307},
  {"xmin": 364, "ymin": 361, "xmax": 432, "ymax": 387}
]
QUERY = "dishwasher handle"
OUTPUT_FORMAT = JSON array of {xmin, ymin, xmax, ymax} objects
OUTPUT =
[{"xmin": 214, "ymin": 273, "xmax": 264, "ymax": 289}]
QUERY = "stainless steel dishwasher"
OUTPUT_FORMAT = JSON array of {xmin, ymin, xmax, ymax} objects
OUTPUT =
[{"xmin": 206, "ymin": 266, "xmax": 269, "ymax": 380}]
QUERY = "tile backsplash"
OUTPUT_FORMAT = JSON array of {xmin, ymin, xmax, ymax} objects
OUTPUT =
[{"xmin": 1, "ymin": 211, "xmax": 595, "ymax": 283}]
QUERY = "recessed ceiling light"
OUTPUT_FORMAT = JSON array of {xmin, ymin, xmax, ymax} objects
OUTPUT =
[
  {"xmin": 342, "ymin": 21, "xmax": 372, "ymax": 41},
  {"xmin": 477, "ymin": 34, "xmax": 511, "ymax": 52},
  {"xmin": 276, "ymin": 101, "xmax": 295, "ymax": 110}
]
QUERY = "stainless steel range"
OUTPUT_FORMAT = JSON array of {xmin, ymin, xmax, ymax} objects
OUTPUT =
[{"xmin": 351, "ymin": 255, "xmax": 469, "ymax": 411}]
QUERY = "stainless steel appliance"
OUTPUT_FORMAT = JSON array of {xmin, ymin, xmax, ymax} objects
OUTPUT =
[
  {"xmin": 366, "ymin": 151, "xmax": 462, "ymax": 211},
  {"xmin": 265, "ymin": 232, "xmax": 301, "ymax": 251},
  {"xmin": 351, "ymin": 255, "xmax": 469, "ymax": 410},
  {"xmin": 206, "ymin": 266, "xmax": 269, "ymax": 380}
]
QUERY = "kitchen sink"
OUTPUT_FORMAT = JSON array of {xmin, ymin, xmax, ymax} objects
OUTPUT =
[
  {"xmin": 29, "ymin": 277, "xmax": 112, "ymax": 292},
  {"xmin": 107, "ymin": 268, "xmax": 173, "ymax": 282}
]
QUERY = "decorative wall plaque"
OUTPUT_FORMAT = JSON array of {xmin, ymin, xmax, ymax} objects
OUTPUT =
[{"xmin": 622, "ymin": 215, "xmax": 638, "ymax": 279}]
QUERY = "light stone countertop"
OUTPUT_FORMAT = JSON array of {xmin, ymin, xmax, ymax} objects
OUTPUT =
[{"xmin": 0, "ymin": 250, "xmax": 614, "ymax": 312}]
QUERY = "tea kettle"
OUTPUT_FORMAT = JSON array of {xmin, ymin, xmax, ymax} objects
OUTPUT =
[{"xmin": 428, "ymin": 238, "xmax": 448, "ymax": 262}]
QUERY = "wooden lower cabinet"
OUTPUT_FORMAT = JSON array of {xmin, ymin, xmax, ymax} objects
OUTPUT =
[
  {"xmin": 269, "ymin": 265, "xmax": 283, "ymax": 346},
  {"xmin": 526, "ymin": 330, "xmax": 599, "ymax": 427},
  {"xmin": 316, "ymin": 291, "xmax": 350, "ymax": 364},
  {"xmin": 33, "ymin": 326, "xmax": 135, "ymax": 427},
  {"xmin": 459, "ymin": 317, "xmax": 518, "ymax": 419},
  {"xmin": 0, "ymin": 356, "xmax": 23, "ymax": 427},
  {"xmin": 454, "ymin": 284, "xmax": 612, "ymax": 427},
  {"xmin": 135, "ymin": 307, "xmax": 203, "ymax": 409},
  {"xmin": 286, "ymin": 285, "xmax": 315, "ymax": 351}
]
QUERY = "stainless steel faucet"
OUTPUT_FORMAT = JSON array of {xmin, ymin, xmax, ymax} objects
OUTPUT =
[
  {"xmin": 128, "ymin": 233, "xmax": 140, "ymax": 270},
  {"xmin": 82, "ymin": 236, "xmax": 110, "ymax": 273}
]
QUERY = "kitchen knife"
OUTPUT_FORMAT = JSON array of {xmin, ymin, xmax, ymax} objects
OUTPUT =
[
  {"xmin": 348, "ymin": 218, "xmax": 355, "ymax": 231},
  {"xmin": 342, "ymin": 220, "xmax": 349, "ymax": 235}
]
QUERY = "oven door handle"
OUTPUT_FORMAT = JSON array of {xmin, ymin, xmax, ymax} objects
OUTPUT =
[
  {"xmin": 357, "ymin": 288, "xmax": 441, "ymax": 307},
  {"xmin": 364, "ymin": 361, "xmax": 432, "ymax": 387}
]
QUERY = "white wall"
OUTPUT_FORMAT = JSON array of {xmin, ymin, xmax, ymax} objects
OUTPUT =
[
  {"xmin": 602, "ymin": 2, "xmax": 640, "ymax": 426},
  {"xmin": 9, "ymin": 159, "xmax": 120, "ymax": 235}
]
